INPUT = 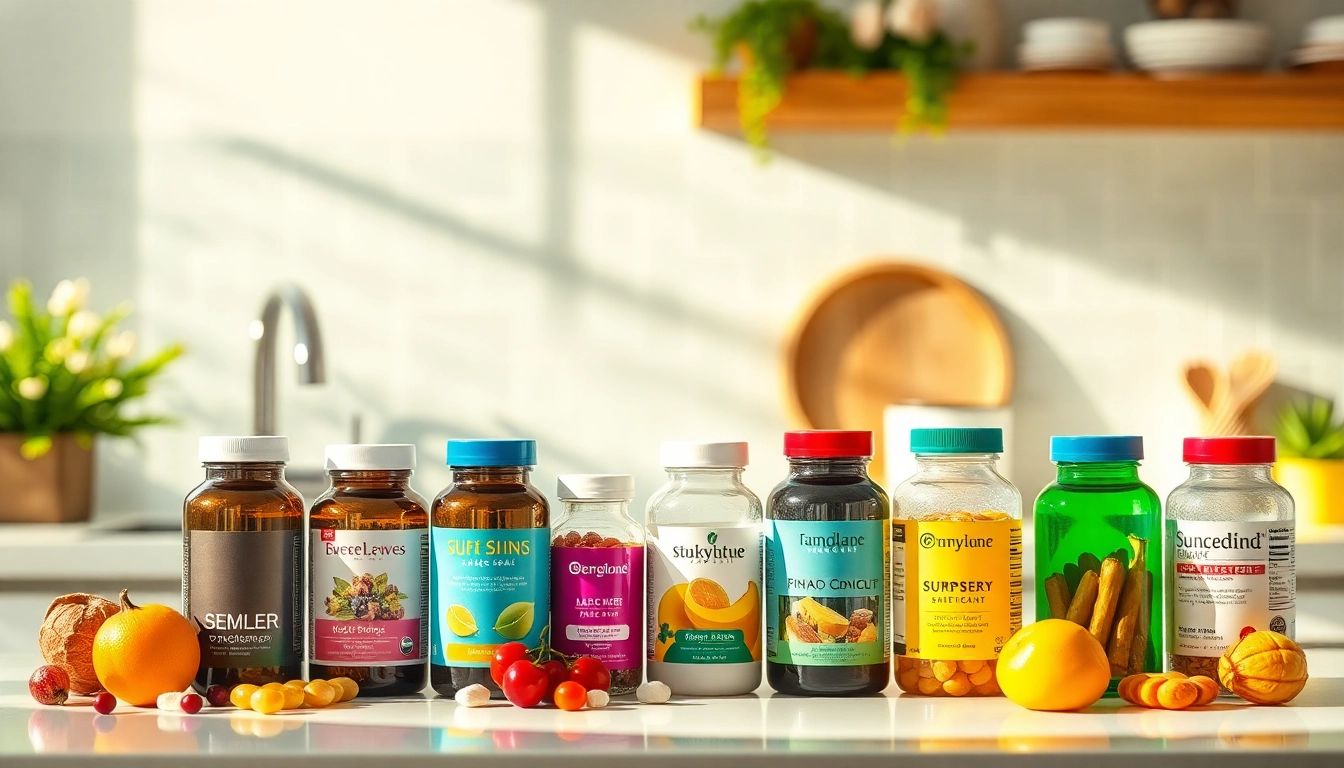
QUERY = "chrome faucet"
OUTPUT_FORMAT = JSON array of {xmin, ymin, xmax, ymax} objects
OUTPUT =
[{"xmin": 253, "ymin": 283, "xmax": 326, "ymax": 435}]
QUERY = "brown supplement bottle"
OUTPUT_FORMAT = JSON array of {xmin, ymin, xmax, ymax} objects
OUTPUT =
[
  {"xmin": 183, "ymin": 436, "xmax": 304, "ymax": 693},
  {"xmin": 430, "ymin": 439, "xmax": 549, "ymax": 699},
  {"xmin": 310, "ymin": 444, "xmax": 429, "ymax": 697}
]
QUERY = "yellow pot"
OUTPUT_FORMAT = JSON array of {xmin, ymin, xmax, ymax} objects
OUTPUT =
[{"xmin": 1274, "ymin": 457, "xmax": 1344, "ymax": 526}]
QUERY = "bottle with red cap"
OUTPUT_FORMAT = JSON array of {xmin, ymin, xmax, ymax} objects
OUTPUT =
[
  {"xmin": 765, "ymin": 430, "xmax": 890, "ymax": 696},
  {"xmin": 1166, "ymin": 436, "xmax": 1295, "ymax": 689}
]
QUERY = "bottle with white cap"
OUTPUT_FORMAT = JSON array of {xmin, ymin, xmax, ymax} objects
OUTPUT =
[
  {"xmin": 183, "ymin": 436, "xmax": 305, "ymax": 693},
  {"xmin": 309, "ymin": 444, "xmax": 429, "ymax": 697},
  {"xmin": 551, "ymin": 474, "xmax": 644, "ymax": 695},
  {"xmin": 645, "ymin": 442, "xmax": 762, "ymax": 696}
]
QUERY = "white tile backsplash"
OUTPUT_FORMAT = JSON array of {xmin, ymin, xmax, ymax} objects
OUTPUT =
[{"xmin": 0, "ymin": 0, "xmax": 1342, "ymax": 518}]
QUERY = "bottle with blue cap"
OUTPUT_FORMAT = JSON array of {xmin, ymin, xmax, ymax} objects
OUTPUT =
[
  {"xmin": 1035, "ymin": 435, "xmax": 1162, "ymax": 689},
  {"xmin": 429, "ymin": 439, "xmax": 549, "ymax": 699}
]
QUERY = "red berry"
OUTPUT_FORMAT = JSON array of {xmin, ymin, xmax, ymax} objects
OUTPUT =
[
  {"xmin": 179, "ymin": 693, "xmax": 203, "ymax": 715},
  {"xmin": 501, "ymin": 659, "xmax": 549, "ymax": 708},
  {"xmin": 29, "ymin": 666, "xmax": 70, "ymax": 706},
  {"xmin": 205, "ymin": 685, "xmax": 230, "ymax": 708},
  {"xmin": 553, "ymin": 681, "xmax": 587, "ymax": 711},
  {"xmin": 491, "ymin": 642, "xmax": 531, "ymax": 687},
  {"xmin": 540, "ymin": 659, "xmax": 568, "ymax": 702},
  {"xmin": 93, "ymin": 692, "xmax": 116, "ymax": 715},
  {"xmin": 569, "ymin": 656, "xmax": 610, "ymax": 692}
]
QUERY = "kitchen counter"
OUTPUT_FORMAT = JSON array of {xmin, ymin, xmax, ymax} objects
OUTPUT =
[{"xmin": 2, "ymin": 653, "xmax": 1343, "ymax": 767}]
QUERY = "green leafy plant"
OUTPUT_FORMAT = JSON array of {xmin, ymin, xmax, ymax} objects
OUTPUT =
[
  {"xmin": 868, "ymin": 30, "xmax": 968, "ymax": 133},
  {"xmin": 693, "ymin": 0, "xmax": 861, "ymax": 155},
  {"xmin": 0, "ymin": 278, "xmax": 183, "ymax": 458},
  {"xmin": 1275, "ymin": 397, "xmax": 1344, "ymax": 459}
]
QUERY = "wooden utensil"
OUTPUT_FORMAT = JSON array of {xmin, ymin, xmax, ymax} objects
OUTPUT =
[
  {"xmin": 783, "ymin": 261, "xmax": 1013, "ymax": 478},
  {"xmin": 1182, "ymin": 360, "xmax": 1227, "ymax": 434},
  {"xmin": 1210, "ymin": 350, "xmax": 1277, "ymax": 436}
]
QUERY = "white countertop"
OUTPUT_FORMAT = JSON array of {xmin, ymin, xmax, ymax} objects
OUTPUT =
[{"xmin": 2, "ymin": 653, "xmax": 1343, "ymax": 766}]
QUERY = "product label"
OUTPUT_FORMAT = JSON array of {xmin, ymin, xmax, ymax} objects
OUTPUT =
[
  {"xmin": 1171, "ymin": 520, "xmax": 1295, "ymax": 656},
  {"xmin": 552, "ymin": 545, "xmax": 644, "ymax": 669},
  {"xmin": 430, "ymin": 527, "xmax": 549, "ymax": 667},
  {"xmin": 765, "ymin": 519, "xmax": 889, "ymax": 667},
  {"xmin": 183, "ymin": 529, "xmax": 303, "ymax": 669},
  {"xmin": 891, "ymin": 519, "xmax": 1022, "ymax": 660},
  {"xmin": 310, "ymin": 528, "xmax": 428, "ymax": 665},
  {"xmin": 646, "ymin": 525, "xmax": 762, "ymax": 665}
]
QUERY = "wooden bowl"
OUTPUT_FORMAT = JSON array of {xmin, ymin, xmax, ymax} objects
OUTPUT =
[{"xmin": 783, "ymin": 261, "xmax": 1013, "ymax": 476}]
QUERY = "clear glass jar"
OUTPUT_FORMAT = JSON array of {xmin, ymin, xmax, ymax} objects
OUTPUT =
[
  {"xmin": 766, "ymin": 431, "xmax": 890, "ymax": 697},
  {"xmin": 309, "ymin": 444, "xmax": 429, "ymax": 697},
  {"xmin": 551, "ymin": 474, "xmax": 644, "ymax": 695},
  {"xmin": 646, "ymin": 441, "xmax": 762, "ymax": 697},
  {"xmin": 1035, "ymin": 436, "xmax": 1163, "ymax": 690},
  {"xmin": 1166, "ymin": 437, "xmax": 1295, "ymax": 686},
  {"xmin": 891, "ymin": 428, "xmax": 1022, "ymax": 697},
  {"xmin": 183, "ymin": 436, "xmax": 304, "ymax": 693}
]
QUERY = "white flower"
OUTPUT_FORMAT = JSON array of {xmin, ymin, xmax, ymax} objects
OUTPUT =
[
  {"xmin": 102, "ymin": 379, "xmax": 123, "ymax": 398},
  {"xmin": 17, "ymin": 376, "xmax": 48, "ymax": 400},
  {"xmin": 67, "ymin": 310, "xmax": 100, "ymax": 339},
  {"xmin": 106, "ymin": 330, "xmax": 136, "ymax": 359},
  {"xmin": 44, "ymin": 337, "xmax": 74, "ymax": 363},
  {"xmin": 65, "ymin": 350, "xmax": 91, "ymax": 374},
  {"xmin": 851, "ymin": 0, "xmax": 887, "ymax": 51},
  {"xmin": 888, "ymin": 0, "xmax": 938, "ymax": 43},
  {"xmin": 0, "ymin": 321, "xmax": 12, "ymax": 352},
  {"xmin": 47, "ymin": 278, "xmax": 91, "ymax": 316}
]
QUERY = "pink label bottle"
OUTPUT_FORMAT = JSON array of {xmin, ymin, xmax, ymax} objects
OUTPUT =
[{"xmin": 550, "ymin": 474, "xmax": 644, "ymax": 695}]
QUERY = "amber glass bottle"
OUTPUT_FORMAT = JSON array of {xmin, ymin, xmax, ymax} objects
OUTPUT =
[
  {"xmin": 183, "ymin": 436, "xmax": 304, "ymax": 693},
  {"xmin": 430, "ymin": 439, "xmax": 549, "ymax": 699},
  {"xmin": 310, "ymin": 444, "xmax": 429, "ymax": 697}
]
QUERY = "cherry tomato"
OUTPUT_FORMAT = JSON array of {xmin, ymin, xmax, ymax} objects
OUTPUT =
[
  {"xmin": 553, "ymin": 681, "xmax": 587, "ymax": 712},
  {"xmin": 491, "ymin": 642, "xmax": 531, "ymax": 687},
  {"xmin": 568, "ymin": 656, "xmax": 610, "ymax": 692},
  {"xmin": 502, "ymin": 659, "xmax": 549, "ymax": 708},
  {"xmin": 540, "ymin": 659, "xmax": 569, "ymax": 702}
]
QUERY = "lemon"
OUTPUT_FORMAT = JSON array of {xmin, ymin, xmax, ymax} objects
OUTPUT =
[
  {"xmin": 996, "ymin": 619, "xmax": 1110, "ymax": 711},
  {"xmin": 446, "ymin": 604, "xmax": 478, "ymax": 637},
  {"xmin": 493, "ymin": 601, "xmax": 535, "ymax": 640}
]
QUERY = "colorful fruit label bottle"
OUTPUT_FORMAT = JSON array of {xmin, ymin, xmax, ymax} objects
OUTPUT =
[
  {"xmin": 550, "ymin": 474, "xmax": 644, "ymax": 695},
  {"xmin": 645, "ymin": 441, "xmax": 764, "ymax": 697},
  {"xmin": 429, "ymin": 439, "xmax": 550, "ymax": 699}
]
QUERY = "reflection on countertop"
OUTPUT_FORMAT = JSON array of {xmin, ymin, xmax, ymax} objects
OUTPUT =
[{"xmin": 2, "ymin": 653, "xmax": 1343, "ymax": 766}]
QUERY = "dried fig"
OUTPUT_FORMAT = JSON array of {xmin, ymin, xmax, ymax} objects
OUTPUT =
[{"xmin": 39, "ymin": 593, "xmax": 119, "ymax": 695}]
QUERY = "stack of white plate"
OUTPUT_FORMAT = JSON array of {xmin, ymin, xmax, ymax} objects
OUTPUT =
[
  {"xmin": 1018, "ymin": 18, "xmax": 1115, "ymax": 72},
  {"xmin": 1125, "ymin": 19, "xmax": 1271, "ymax": 76},
  {"xmin": 1289, "ymin": 15, "xmax": 1344, "ymax": 72}
]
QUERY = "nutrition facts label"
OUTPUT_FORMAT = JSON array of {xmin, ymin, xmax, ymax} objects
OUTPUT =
[{"xmin": 1172, "ymin": 520, "xmax": 1295, "ymax": 655}]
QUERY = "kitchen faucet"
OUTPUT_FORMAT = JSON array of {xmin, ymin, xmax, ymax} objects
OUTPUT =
[{"xmin": 253, "ymin": 283, "xmax": 326, "ymax": 436}]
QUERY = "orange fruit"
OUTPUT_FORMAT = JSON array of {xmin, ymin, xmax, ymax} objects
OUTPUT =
[
  {"xmin": 996, "ymin": 619, "xmax": 1110, "ymax": 712},
  {"xmin": 687, "ymin": 578, "xmax": 730, "ymax": 610},
  {"xmin": 92, "ymin": 590, "xmax": 199, "ymax": 707}
]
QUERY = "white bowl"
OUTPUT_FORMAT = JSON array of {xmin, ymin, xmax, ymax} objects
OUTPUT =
[
  {"xmin": 1126, "ymin": 20, "xmax": 1271, "ymax": 73},
  {"xmin": 1304, "ymin": 14, "xmax": 1344, "ymax": 45},
  {"xmin": 1292, "ymin": 42, "xmax": 1344, "ymax": 65},
  {"xmin": 1024, "ymin": 18, "xmax": 1110, "ymax": 47}
]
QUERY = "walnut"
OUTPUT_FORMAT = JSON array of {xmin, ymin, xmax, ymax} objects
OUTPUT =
[{"xmin": 844, "ymin": 608, "xmax": 875, "ymax": 642}]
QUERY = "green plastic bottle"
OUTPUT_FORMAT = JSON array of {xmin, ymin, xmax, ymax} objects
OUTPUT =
[{"xmin": 1034, "ymin": 436, "xmax": 1162, "ymax": 689}]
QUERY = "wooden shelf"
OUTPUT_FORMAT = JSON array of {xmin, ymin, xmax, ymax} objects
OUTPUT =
[{"xmin": 696, "ymin": 71, "xmax": 1344, "ymax": 131}]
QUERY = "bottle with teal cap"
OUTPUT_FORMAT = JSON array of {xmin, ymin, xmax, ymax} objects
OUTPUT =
[
  {"xmin": 430, "ymin": 439, "xmax": 549, "ymax": 698},
  {"xmin": 1035, "ymin": 436, "xmax": 1162, "ymax": 688}
]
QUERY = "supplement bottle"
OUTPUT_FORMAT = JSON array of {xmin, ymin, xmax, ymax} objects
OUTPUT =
[
  {"xmin": 1167, "ymin": 436, "xmax": 1294, "ymax": 686},
  {"xmin": 891, "ymin": 427, "xmax": 1022, "ymax": 697},
  {"xmin": 430, "ymin": 439, "xmax": 549, "ymax": 699},
  {"xmin": 550, "ymin": 474, "xmax": 644, "ymax": 695},
  {"xmin": 1035, "ymin": 436, "xmax": 1162, "ymax": 688},
  {"xmin": 183, "ymin": 436, "xmax": 304, "ymax": 692},
  {"xmin": 646, "ymin": 441, "xmax": 762, "ymax": 696},
  {"xmin": 766, "ymin": 430, "xmax": 890, "ymax": 696},
  {"xmin": 310, "ymin": 444, "xmax": 429, "ymax": 696}
]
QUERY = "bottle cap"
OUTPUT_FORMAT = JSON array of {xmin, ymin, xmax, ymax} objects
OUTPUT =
[
  {"xmin": 446, "ymin": 439, "xmax": 537, "ymax": 467},
  {"xmin": 557, "ymin": 474, "xmax": 635, "ymax": 501},
  {"xmin": 325, "ymin": 444, "xmax": 416, "ymax": 471},
  {"xmin": 1050, "ymin": 436, "xmax": 1143, "ymax": 463},
  {"xmin": 1183, "ymin": 436, "xmax": 1276, "ymax": 465},
  {"xmin": 199, "ymin": 436, "xmax": 289, "ymax": 463},
  {"xmin": 784, "ymin": 430, "xmax": 873, "ymax": 459},
  {"xmin": 910, "ymin": 427, "xmax": 1003, "ymax": 454},
  {"xmin": 660, "ymin": 441, "xmax": 749, "ymax": 468}
]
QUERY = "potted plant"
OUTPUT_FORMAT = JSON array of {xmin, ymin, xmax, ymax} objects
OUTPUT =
[
  {"xmin": 1273, "ymin": 397, "xmax": 1344, "ymax": 527},
  {"xmin": 0, "ymin": 278, "xmax": 183, "ymax": 523}
]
